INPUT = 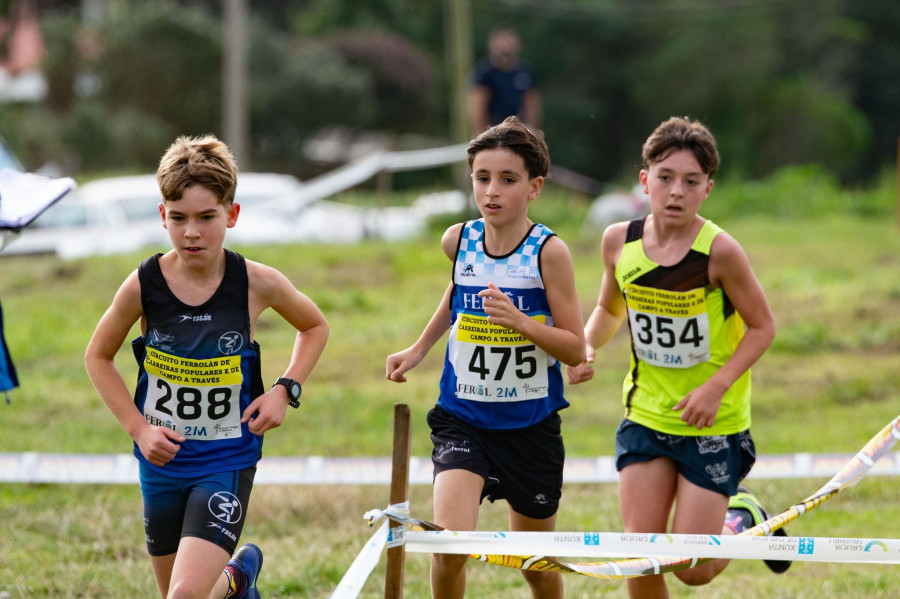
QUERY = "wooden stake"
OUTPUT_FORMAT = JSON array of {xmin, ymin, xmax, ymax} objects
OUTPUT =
[{"xmin": 384, "ymin": 403, "xmax": 412, "ymax": 599}]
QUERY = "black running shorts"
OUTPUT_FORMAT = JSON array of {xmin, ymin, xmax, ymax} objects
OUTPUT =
[{"xmin": 428, "ymin": 405, "xmax": 564, "ymax": 520}]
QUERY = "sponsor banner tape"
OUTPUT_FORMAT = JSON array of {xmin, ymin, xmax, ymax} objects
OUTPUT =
[
  {"xmin": 1, "ymin": 452, "xmax": 899, "ymax": 484},
  {"xmin": 403, "ymin": 530, "xmax": 900, "ymax": 564}
]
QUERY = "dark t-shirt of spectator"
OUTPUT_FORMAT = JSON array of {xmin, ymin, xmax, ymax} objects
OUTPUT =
[{"xmin": 472, "ymin": 58, "xmax": 537, "ymax": 127}]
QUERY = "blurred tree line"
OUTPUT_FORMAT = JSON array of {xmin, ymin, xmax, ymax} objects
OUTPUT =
[{"xmin": 0, "ymin": 0, "xmax": 897, "ymax": 187}]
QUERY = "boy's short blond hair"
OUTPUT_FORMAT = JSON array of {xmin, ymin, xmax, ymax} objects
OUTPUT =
[{"xmin": 157, "ymin": 134, "xmax": 238, "ymax": 204}]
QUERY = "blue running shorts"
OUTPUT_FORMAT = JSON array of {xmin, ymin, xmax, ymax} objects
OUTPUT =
[
  {"xmin": 615, "ymin": 418, "xmax": 756, "ymax": 497},
  {"xmin": 139, "ymin": 463, "xmax": 256, "ymax": 556}
]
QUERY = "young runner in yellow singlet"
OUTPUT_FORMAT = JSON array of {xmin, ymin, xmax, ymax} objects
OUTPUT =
[{"xmin": 568, "ymin": 117, "xmax": 790, "ymax": 599}]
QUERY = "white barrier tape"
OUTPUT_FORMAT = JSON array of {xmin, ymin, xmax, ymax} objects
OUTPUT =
[
  {"xmin": 3, "ymin": 452, "xmax": 900, "ymax": 484},
  {"xmin": 329, "ymin": 520, "xmax": 389, "ymax": 599},
  {"xmin": 330, "ymin": 501, "xmax": 414, "ymax": 599},
  {"xmin": 382, "ymin": 144, "xmax": 469, "ymax": 171},
  {"xmin": 387, "ymin": 524, "xmax": 406, "ymax": 549},
  {"xmin": 365, "ymin": 501, "xmax": 411, "ymax": 550},
  {"xmin": 364, "ymin": 501, "xmax": 410, "ymax": 525},
  {"xmin": 295, "ymin": 153, "xmax": 387, "ymax": 203},
  {"xmin": 404, "ymin": 530, "xmax": 900, "ymax": 565},
  {"xmin": 274, "ymin": 143, "xmax": 470, "ymax": 212},
  {"xmin": 385, "ymin": 501, "xmax": 410, "ymax": 522}
]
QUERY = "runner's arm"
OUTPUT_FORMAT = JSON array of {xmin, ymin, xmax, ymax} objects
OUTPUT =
[{"xmin": 85, "ymin": 271, "xmax": 185, "ymax": 464}]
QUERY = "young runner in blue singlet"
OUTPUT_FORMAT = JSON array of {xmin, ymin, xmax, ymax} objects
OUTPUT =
[
  {"xmin": 86, "ymin": 135, "xmax": 329, "ymax": 599},
  {"xmin": 387, "ymin": 116, "xmax": 585, "ymax": 599}
]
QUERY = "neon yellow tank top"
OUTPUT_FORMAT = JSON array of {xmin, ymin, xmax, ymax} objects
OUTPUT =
[{"xmin": 615, "ymin": 218, "xmax": 751, "ymax": 435}]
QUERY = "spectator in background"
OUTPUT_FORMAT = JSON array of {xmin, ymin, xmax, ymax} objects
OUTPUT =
[{"xmin": 468, "ymin": 28, "xmax": 542, "ymax": 134}]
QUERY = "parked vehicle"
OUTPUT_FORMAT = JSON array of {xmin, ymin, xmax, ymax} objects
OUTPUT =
[{"xmin": 2, "ymin": 166, "xmax": 469, "ymax": 258}]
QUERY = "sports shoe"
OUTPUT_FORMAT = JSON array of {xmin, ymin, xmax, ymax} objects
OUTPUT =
[
  {"xmin": 726, "ymin": 485, "xmax": 791, "ymax": 574},
  {"xmin": 226, "ymin": 543, "xmax": 264, "ymax": 598}
]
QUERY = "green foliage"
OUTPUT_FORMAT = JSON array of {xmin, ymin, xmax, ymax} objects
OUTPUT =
[
  {"xmin": 753, "ymin": 77, "xmax": 872, "ymax": 179},
  {"xmin": 2, "ymin": 0, "xmax": 896, "ymax": 183},
  {"xmin": 63, "ymin": 101, "xmax": 176, "ymax": 172},
  {"xmin": 290, "ymin": 0, "xmax": 446, "ymax": 57},
  {"xmin": 249, "ymin": 28, "xmax": 439, "ymax": 175},
  {"xmin": 92, "ymin": 3, "xmax": 222, "ymax": 135},
  {"xmin": 250, "ymin": 36, "xmax": 375, "ymax": 160},
  {"xmin": 326, "ymin": 31, "xmax": 438, "ymax": 132},
  {"xmin": 702, "ymin": 164, "xmax": 896, "ymax": 221},
  {"xmin": 38, "ymin": 9, "xmax": 82, "ymax": 113}
]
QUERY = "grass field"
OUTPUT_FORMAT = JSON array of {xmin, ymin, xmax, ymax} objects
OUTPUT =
[{"xmin": 1, "ymin": 187, "xmax": 899, "ymax": 597}]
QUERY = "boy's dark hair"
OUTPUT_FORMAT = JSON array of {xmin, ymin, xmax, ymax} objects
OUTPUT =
[
  {"xmin": 642, "ymin": 117, "xmax": 720, "ymax": 177},
  {"xmin": 157, "ymin": 134, "xmax": 238, "ymax": 204},
  {"xmin": 467, "ymin": 116, "xmax": 550, "ymax": 179}
]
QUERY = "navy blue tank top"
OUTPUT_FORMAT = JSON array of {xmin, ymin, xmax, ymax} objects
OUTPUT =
[{"xmin": 131, "ymin": 249, "xmax": 264, "ymax": 476}]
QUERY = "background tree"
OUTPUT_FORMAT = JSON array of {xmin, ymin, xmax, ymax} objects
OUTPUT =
[{"xmin": 0, "ymin": 0, "xmax": 895, "ymax": 188}]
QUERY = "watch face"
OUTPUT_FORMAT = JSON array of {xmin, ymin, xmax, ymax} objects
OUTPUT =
[{"xmin": 290, "ymin": 382, "xmax": 301, "ymax": 399}]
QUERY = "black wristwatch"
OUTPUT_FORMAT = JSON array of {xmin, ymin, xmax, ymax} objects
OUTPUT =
[{"xmin": 273, "ymin": 377, "xmax": 302, "ymax": 408}]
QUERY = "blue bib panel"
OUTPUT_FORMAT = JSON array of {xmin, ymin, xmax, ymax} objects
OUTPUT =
[{"xmin": 437, "ymin": 219, "xmax": 568, "ymax": 430}]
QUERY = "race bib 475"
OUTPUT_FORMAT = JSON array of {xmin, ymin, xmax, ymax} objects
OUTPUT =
[{"xmin": 451, "ymin": 313, "xmax": 549, "ymax": 401}]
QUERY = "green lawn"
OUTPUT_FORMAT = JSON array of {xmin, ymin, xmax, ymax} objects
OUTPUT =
[{"xmin": 1, "ymin": 209, "xmax": 898, "ymax": 597}]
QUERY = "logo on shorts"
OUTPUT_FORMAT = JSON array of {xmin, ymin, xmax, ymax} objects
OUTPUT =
[
  {"xmin": 207, "ymin": 521, "xmax": 238, "ymax": 542},
  {"xmin": 218, "ymin": 331, "xmax": 244, "ymax": 355},
  {"xmin": 696, "ymin": 436, "xmax": 729, "ymax": 454},
  {"xmin": 533, "ymin": 493, "xmax": 549, "ymax": 505},
  {"xmin": 705, "ymin": 461, "xmax": 730, "ymax": 484},
  {"xmin": 434, "ymin": 440, "xmax": 471, "ymax": 463},
  {"xmin": 208, "ymin": 491, "xmax": 243, "ymax": 524}
]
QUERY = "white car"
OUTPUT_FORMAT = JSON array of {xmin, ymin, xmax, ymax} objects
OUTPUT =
[
  {"xmin": 1, "ymin": 172, "xmax": 304, "ymax": 258},
  {"xmin": 228, "ymin": 189, "xmax": 467, "ymax": 246}
]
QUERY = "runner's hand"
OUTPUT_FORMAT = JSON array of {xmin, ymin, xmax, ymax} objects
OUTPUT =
[
  {"xmin": 566, "ymin": 346, "xmax": 596, "ymax": 384},
  {"xmin": 136, "ymin": 425, "xmax": 184, "ymax": 466}
]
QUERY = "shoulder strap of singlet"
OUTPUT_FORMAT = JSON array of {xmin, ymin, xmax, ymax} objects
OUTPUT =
[
  {"xmin": 691, "ymin": 220, "xmax": 723, "ymax": 255},
  {"xmin": 223, "ymin": 248, "xmax": 247, "ymax": 281},
  {"xmin": 137, "ymin": 253, "xmax": 163, "ymax": 282},
  {"xmin": 625, "ymin": 217, "xmax": 646, "ymax": 243},
  {"xmin": 451, "ymin": 220, "xmax": 475, "ymax": 283}
]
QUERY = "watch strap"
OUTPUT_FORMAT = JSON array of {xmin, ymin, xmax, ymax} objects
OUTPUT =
[{"xmin": 273, "ymin": 377, "xmax": 301, "ymax": 408}]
